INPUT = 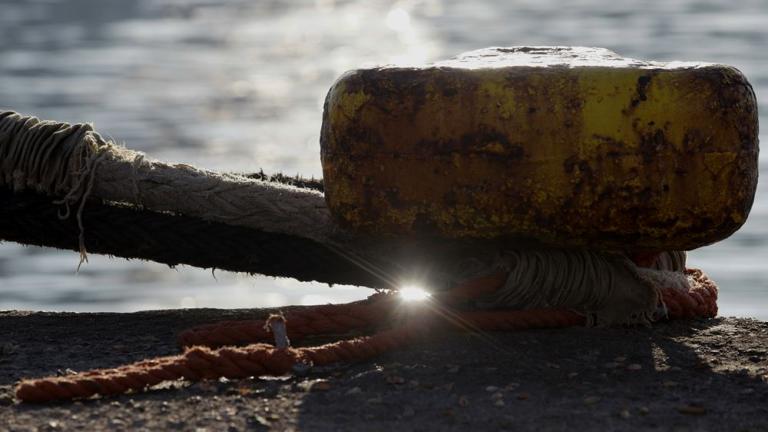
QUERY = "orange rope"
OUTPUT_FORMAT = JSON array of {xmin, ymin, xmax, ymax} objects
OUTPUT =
[
  {"xmin": 177, "ymin": 294, "xmax": 393, "ymax": 348},
  {"xmin": 176, "ymin": 273, "xmax": 509, "ymax": 349},
  {"xmin": 15, "ymin": 268, "xmax": 717, "ymax": 403}
]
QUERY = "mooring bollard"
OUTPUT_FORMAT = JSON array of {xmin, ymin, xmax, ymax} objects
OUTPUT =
[{"xmin": 321, "ymin": 46, "xmax": 758, "ymax": 251}]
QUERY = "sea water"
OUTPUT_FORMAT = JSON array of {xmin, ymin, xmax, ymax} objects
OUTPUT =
[{"xmin": 0, "ymin": 0, "xmax": 766, "ymax": 317}]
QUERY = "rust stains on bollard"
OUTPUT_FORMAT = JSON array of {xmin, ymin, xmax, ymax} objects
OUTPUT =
[{"xmin": 320, "ymin": 47, "xmax": 759, "ymax": 251}]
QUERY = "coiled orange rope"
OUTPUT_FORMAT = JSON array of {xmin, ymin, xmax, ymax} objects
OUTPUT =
[{"xmin": 15, "ymin": 269, "xmax": 717, "ymax": 403}]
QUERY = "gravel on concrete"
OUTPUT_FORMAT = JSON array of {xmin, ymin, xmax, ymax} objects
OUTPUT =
[{"xmin": 1, "ymin": 309, "xmax": 767, "ymax": 431}]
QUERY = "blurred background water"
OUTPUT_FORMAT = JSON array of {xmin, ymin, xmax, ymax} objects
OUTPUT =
[{"xmin": 0, "ymin": 0, "xmax": 765, "ymax": 317}]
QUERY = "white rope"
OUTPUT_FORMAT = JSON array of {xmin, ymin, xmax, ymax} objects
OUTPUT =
[{"xmin": 465, "ymin": 250, "xmax": 689, "ymax": 325}]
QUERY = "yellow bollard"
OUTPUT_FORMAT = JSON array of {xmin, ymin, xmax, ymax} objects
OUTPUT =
[{"xmin": 320, "ymin": 47, "xmax": 759, "ymax": 251}]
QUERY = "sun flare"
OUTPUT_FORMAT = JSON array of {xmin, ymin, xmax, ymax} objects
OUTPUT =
[{"xmin": 399, "ymin": 285, "xmax": 431, "ymax": 302}]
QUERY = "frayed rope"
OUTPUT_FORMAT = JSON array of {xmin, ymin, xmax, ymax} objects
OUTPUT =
[{"xmin": 0, "ymin": 112, "xmax": 117, "ymax": 268}]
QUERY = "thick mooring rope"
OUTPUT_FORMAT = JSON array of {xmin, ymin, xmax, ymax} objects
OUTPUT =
[
  {"xmin": 0, "ymin": 111, "xmax": 505, "ymax": 292},
  {"xmin": 0, "ymin": 111, "xmax": 336, "ymax": 245},
  {"xmin": 14, "ymin": 266, "xmax": 717, "ymax": 403}
]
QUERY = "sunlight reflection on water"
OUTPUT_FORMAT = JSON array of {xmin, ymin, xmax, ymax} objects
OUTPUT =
[{"xmin": 0, "ymin": 0, "xmax": 766, "ymax": 317}]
